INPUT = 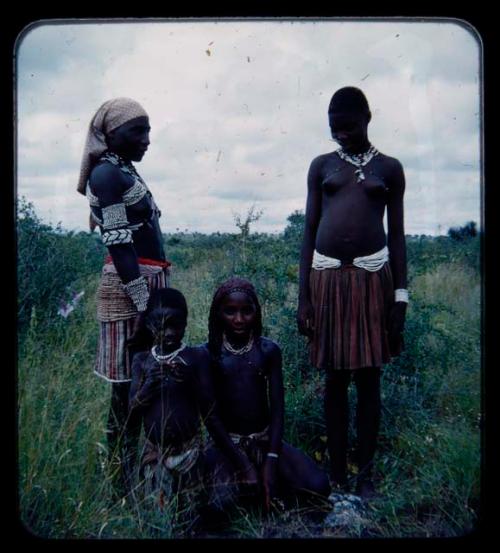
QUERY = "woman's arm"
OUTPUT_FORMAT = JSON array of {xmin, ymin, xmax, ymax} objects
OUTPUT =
[
  {"xmin": 262, "ymin": 340, "xmax": 284, "ymax": 511},
  {"xmin": 265, "ymin": 341, "xmax": 284, "ymax": 455},
  {"xmin": 386, "ymin": 158, "xmax": 408, "ymax": 341},
  {"xmin": 386, "ymin": 158, "xmax": 407, "ymax": 290},
  {"xmin": 90, "ymin": 163, "xmax": 148, "ymax": 312},
  {"xmin": 297, "ymin": 156, "xmax": 324, "ymax": 336}
]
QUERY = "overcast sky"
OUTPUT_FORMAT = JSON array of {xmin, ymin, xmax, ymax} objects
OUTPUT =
[{"xmin": 16, "ymin": 18, "xmax": 481, "ymax": 235}]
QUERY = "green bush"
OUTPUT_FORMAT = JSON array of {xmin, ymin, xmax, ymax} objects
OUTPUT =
[
  {"xmin": 17, "ymin": 198, "xmax": 105, "ymax": 337},
  {"xmin": 18, "ymin": 202, "xmax": 481, "ymax": 538}
]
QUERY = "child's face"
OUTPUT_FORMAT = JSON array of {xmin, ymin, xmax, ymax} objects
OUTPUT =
[
  {"xmin": 218, "ymin": 292, "xmax": 257, "ymax": 340},
  {"xmin": 146, "ymin": 307, "xmax": 187, "ymax": 351}
]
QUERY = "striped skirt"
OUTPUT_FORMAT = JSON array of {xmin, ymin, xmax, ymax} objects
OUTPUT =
[
  {"xmin": 94, "ymin": 262, "xmax": 170, "ymax": 382},
  {"xmin": 309, "ymin": 262, "xmax": 401, "ymax": 371}
]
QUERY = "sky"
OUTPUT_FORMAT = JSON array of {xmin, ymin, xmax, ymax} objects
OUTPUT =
[{"xmin": 16, "ymin": 18, "xmax": 482, "ymax": 236}]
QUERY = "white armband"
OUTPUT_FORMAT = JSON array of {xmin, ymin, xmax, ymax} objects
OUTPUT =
[{"xmin": 394, "ymin": 289, "xmax": 409, "ymax": 303}]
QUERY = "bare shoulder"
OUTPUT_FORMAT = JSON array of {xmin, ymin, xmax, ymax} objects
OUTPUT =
[
  {"xmin": 131, "ymin": 350, "xmax": 150, "ymax": 372},
  {"xmin": 309, "ymin": 152, "xmax": 338, "ymax": 172},
  {"xmin": 375, "ymin": 152, "xmax": 404, "ymax": 173},
  {"xmin": 258, "ymin": 336, "xmax": 282, "ymax": 357},
  {"xmin": 89, "ymin": 160, "xmax": 130, "ymax": 192},
  {"xmin": 132, "ymin": 350, "xmax": 150, "ymax": 363},
  {"xmin": 181, "ymin": 344, "xmax": 211, "ymax": 365}
]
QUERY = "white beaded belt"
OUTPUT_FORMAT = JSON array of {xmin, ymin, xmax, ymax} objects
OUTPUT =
[{"xmin": 312, "ymin": 246, "xmax": 389, "ymax": 272}]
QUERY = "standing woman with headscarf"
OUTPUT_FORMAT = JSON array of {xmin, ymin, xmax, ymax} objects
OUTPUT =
[{"xmin": 77, "ymin": 98, "xmax": 170, "ymax": 496}]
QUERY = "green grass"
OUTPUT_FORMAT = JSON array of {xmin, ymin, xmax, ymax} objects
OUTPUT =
[{"xmin": 17, "ymin": 205, "xmax": 481, "ymax": 539}]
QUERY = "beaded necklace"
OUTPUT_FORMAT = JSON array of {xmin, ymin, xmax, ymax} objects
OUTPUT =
[
  {"xmin": 222, "ymin": 333, "xmax": 254, "ymax": 355},
  {"xmin": 151, "ymin": 343, "xmax": 186, "ymax": 364},
  {"xmin": 336, "ymin": 145, "xmax": 379, "ymax": 182}
]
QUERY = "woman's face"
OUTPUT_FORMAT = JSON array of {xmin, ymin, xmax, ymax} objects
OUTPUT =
[
  {"xmin": 329, "ymin": 112, "xmax": 369, "ymax": 153},
  {"xmin": 218, "ymin": 292, "xmax": 257, "ymax": 341},
  {"xmin": 146, "ymin": 306, "xmax": 186, "ymax": 351},
  {"xmin": 106, "ymin": 115, "xmax": 151, "ymax": 162}
]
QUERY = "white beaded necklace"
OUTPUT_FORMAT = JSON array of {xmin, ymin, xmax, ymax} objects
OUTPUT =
[
  {"xmin": 151, "ymin": 343, "xmax": 186, "ymax": 364},
  {"xmin": 222, "ymin": 333, "xmax": 254, "ymax": 355},
  {"xmin": 336, "ymin": 144, "xmax": 379, "ymax": 182}
]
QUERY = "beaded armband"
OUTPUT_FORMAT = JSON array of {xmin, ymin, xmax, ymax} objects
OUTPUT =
[
  {"xmin": 102, "ymin": 203, "xmax": 129, "ymax": 230},
  {"xmin": 394, "ymin": 289, "xmax": 409, "ymax": 303},
  {"xmin": 102, "ymin": 228, "xmax": 133, "ymax": 246},
  {"xmin": 123, "ymin": 276, "xmax": 149, "ymax": 312}
]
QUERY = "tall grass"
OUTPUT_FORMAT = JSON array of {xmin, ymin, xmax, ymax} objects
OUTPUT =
[{"xmin": 18, "ymin": 205, "xmax": 481, "ymax": 538}]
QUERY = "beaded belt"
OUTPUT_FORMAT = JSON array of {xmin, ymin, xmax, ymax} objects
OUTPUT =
[{"xmin": 312, "ymin": 246, "xmax": 389, "ymax": 272}]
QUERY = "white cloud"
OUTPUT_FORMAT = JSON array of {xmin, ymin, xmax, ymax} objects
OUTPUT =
[{"xmin": 16, "ymin": 19, "xmax": 481, "ymax": 236}]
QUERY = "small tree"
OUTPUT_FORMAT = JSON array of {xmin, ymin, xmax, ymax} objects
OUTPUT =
[
  {"xmin": 233, "ymin": 205, "xmax": 263, "ymax": 263},
  {"xmin": 283, "ymin": 210, "xmax": 305, "ymax": 244}
]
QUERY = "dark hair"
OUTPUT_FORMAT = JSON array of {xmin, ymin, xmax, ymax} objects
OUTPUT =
[
  {"xmin": 328, "ymin": 86, "xmax": 370, "ymax": 116},
  {"xmin": 207, "ymin": 277, "xmax": 262, "ymax": 357},
  {"xmin": 127, "ymin": 287, "xmax": 188, "ymax": 353}
]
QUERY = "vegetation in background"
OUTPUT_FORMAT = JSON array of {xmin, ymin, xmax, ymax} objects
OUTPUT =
[{"xmin": 18, "ymin": 201, "xmax": 481, "ymax": 538}]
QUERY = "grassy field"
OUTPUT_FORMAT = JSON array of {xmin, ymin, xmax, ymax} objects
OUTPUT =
[{"xmin": 17, "ymin": 201, "xmax": 481, "ymax": 538}]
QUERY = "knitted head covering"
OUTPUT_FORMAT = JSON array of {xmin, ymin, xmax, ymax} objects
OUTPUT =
[
  {"xmin": 77, "ymin": 97, "xmax": 148, "ymax": 195},
  {"xmin": 208, "ymin": 277, "xmax": 262, "ymax": 356}
]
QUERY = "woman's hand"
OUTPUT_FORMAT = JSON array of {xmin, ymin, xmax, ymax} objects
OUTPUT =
[
  {"xmin": 297, "ymin": 299, "xmax": 314, "ymax": 338},
  {"xmin": 262, "ymin": 457, "xmax": 278, "ymax": 513},
  {"xmin": 388, "ymin": 301, "xmax": 407, "ymax": 344},
  {"xmin": 144, "ymin": 359, "xmax": 166, "ymax": 384}
]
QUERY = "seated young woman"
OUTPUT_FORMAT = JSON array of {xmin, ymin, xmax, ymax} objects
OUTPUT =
[{"xmin": 202, "ymin": 277, "xmax": 331, "ymax": 514}]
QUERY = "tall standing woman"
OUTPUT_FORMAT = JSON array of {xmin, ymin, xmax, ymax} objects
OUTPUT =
[
  {"xmin": 297, "ymin": 87, "xmax": 408, "ymax": 499},
  {"xmin": 77, "ymin": 98, "xmax": 170, "ymax": 496}
]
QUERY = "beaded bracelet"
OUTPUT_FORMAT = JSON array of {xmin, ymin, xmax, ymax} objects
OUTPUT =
[
  {"xmin": 394, "ymin": 288, "xmax": 409, "ymax": 303},
  {"xmin": 123, "ymin": 276, "xmax": 150, "ymax": 312}
]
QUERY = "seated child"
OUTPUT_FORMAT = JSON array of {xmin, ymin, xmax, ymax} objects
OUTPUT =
[
  {"xmin": 128, "ymin": 287, "xmax": 211, "ymax": 517},
  {"xmin": 202, "ymin": 277, "xmax": 331, "ymax": 513}
]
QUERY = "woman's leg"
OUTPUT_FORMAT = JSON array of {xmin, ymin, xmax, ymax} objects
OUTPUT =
[
  {"xmin": 353, "ymin": 366, "xmax": 381, "ymax": 497},
  {"xmin": 324, "ymin": 369, "xmax": 352, "ymax": 489},
  {"xmin": 276, "ymin": 442, "xmax": 331, "ymax": 501}
]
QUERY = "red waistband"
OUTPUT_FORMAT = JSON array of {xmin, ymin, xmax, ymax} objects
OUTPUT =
[{"xmin": 105, "ymin": 256, "xmax": 171, "ymax": 268}]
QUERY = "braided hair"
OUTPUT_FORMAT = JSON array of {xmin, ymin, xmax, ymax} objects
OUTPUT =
[{"xmin": 207, "ymin": 277, "xmax": 262, "ymax": 357}]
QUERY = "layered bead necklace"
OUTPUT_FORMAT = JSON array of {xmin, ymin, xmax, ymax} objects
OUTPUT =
[
  {"xmin": 222, "ymin": 333, "xmax": 254, "ymax": 355},
  {"xmin": 336, "ymin": 144, "xmax": 379, "ymax": 182},
  {"xmin": 151, "ymin": 343, "xmax": 186, "ymax": 364}
]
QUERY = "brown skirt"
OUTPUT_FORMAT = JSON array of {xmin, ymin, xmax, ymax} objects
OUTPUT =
[{"xmin": 309, "ymin": 262, "xmax": 401, "ymax": 371}]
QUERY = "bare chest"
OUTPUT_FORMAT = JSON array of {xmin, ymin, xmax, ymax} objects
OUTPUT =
[{"xmin": 321, "ymin": 157, "xmax": 389, "ymax": 200}]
